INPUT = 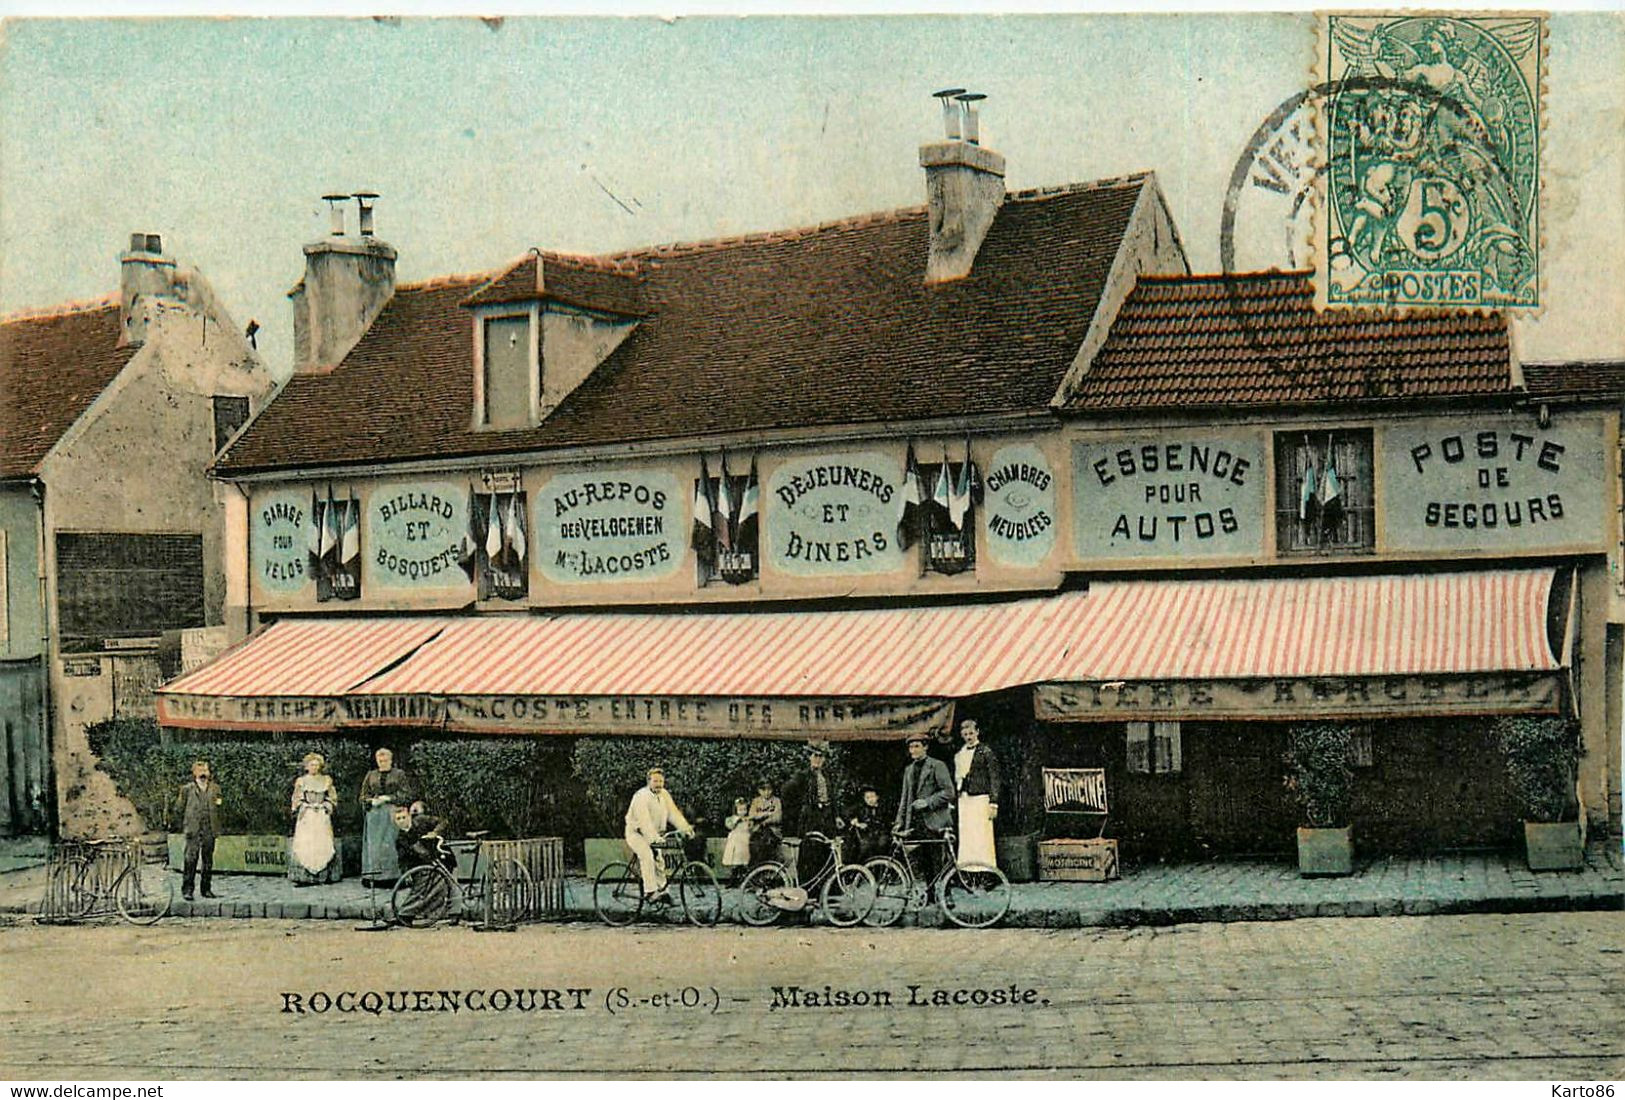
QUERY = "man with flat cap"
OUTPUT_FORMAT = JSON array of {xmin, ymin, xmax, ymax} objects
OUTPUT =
[{"xmin": 893, "ymin": 731, "xmax": 953, "ymax": 894}]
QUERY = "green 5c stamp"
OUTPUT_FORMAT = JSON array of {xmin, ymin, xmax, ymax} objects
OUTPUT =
[{"xmin": 1319, "ymin": 14, "xmax": 1544, "ymax": 310}]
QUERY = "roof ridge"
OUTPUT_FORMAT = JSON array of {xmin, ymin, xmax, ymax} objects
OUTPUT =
[
  {"xmin": 606, "ymin": 203, "xmax": 930, "ymax": 261},
  {"xmin": 395, "ymin": 269, "xmax": 507, "ymax": 293},
  {"xmin": 1, "ymin": 294, "xmax": 118, "ymax": 325},
  {"xmin": 1004, "ymin": 172, "xmax": 1152, "ymax": 203},
  {"xmin": 1136, "ymin": 269, "xmax": 1313, "ymax": 284}
]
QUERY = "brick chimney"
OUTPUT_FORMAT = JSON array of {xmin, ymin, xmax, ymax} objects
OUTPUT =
[
  {"xmin": 290, "ymin": 192, "xmax": 397, "ymax": 372},
  {"xmin": 119, "ymin": 233, "xmax": 176, "ymax": 347},
  {"xmin": 920, "ymin": 90, "xmax": 1005, "ymax": 284}
]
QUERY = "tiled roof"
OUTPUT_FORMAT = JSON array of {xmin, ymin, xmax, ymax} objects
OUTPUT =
[
  {"xmin": 1521, "ymin": 361, "xmax": 1625, "ymax": 400},
  {"xmin": 1065, "ymin": 272, "xmax": 1513, "ymax": 411},
  {"xmin": 0, "ymin": 302, "xmax": 136, "ymax": 478},
  {"xmin": 219, "ymin": 176, "xmax": 1151, "ymax": 473},
  {"xmin": 463, "ymin": 252, "xmax": 647, "ymax": 316}
]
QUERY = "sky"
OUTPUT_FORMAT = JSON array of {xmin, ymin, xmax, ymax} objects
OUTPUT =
[{"xmin": 0, "ymin": 13, "xmax": 1621, "ymax": 376}]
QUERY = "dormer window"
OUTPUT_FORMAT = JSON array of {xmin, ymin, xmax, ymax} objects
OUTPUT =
[{"xmin": 475, "ymin": 308, "xmax": 538, "ymax": 430}]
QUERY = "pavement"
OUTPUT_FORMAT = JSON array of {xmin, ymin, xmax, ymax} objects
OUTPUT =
[{"xmin": 2, "ymin": 839, "xmax": 1618, "ymax": 927}]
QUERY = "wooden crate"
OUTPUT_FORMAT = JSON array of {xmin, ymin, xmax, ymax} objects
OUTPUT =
[{"xmin": 1037, "ymin": 838, "xmax": 1119, "ymax": 882}]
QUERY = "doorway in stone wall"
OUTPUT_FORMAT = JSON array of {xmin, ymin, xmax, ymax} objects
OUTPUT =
[{"xmin": 1185, "ymin": 723, "xmax": 1297, "ymax": 855}]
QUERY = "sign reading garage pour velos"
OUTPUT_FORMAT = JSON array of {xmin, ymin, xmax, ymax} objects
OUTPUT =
[
  {"xmin": 367, "ymin": 480, "xmax": 470, "ymax": 588},
  {"xmin": 1381, "ymin": 415, "xmax": 1609, "ymax": 552},
  {"xmin": 768, "ymin": 451, "xmax": 903, "ymax": 576},
  {"xmin": 538, "ymin": 470, "xmax": 684, "ymax": 584},
  {"xmin": 983, "ymin": 443, "xmax": 1057, "ymax": 567},
  {"xmin": 1072, "ymin": 432, "xmax": 1267, "ymax": 560},
  {"xmin": 253, "ymin": 487, "xmax": 313, "ymax": 595}
]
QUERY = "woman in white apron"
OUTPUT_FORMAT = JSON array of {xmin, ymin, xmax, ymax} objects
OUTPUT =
[{"xmin": 289, "ymin": 752, "xmax": 341, "ymax": 885}]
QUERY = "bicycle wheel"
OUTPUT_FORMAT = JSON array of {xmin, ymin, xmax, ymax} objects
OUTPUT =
[
  {"xmin": 389, "ymin": 864, "xmax": 456, "ymax": 928},
  {"xmin": 487, "ymin": 858, "xmax": 534, "ymax": 927},
  {"xmin": 593, "ymin": 862, "xmax": 644, "ymax": 927},
  {"xmin": 862, "ymin": 857, "xmax": 911, "ymax": 928},
  {"xmin": 116, "ymin": 866, "xmax": 174, "ymax": 925},
  {"xmin": 677, "ymin": 861, "xmax": 723, "ymax": 927},
  {"xmin": 940, "ymin": 862, "xmax": 1011, "ymax": 929},
  {"xmin": 818, "ymin": 863, "xmax": 877, "ymax": 928},
  {"xmin": 735, "ymin": 863, "xmax": 791, "ymax": 926},
  {"xmin": 68, "ymin": 857, "xmax": 100, "ymax": 919}
]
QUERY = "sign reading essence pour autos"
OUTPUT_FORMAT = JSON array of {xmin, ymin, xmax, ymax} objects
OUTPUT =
[
  {"xmin": 768, "ymin": 451, "xmax": 904, "ymax": 576},
  {"xmin": 1381, "ymin": 415, "xmax": 1609, "ymax": 553},
  {"xmin": 538, "ymin": 470, "xmax": 685, "ymax": 584},
  {"xmin": 1072, "ymin": 432, "xmax": 1267, "ymax": 560}
]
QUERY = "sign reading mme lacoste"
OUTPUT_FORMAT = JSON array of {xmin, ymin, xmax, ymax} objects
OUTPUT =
[
  {"xmin": 1072, "ymin": 432, "xmax": 1267, "ymax": 559},
  {"xmin": 1382, "ymin": 416, "xmax": 1609, "ymax": 552},
  {"xmin": 984, "ymin": 443, "xmax": 1057, "ymax": 567},
  {"xmin": 367, "ymin": 480, "xmax": 471, "ymax": 588},
  {"xmin": 538, "ymin": 470, "xmax": 684, "ymax": 584},
  {"xmin": 253, "ymin": 487, "xmax": 313, "ymax": 594},
  {"xmin": 768, "ymin": 452, "xmax": 904, "ymax": 575}
]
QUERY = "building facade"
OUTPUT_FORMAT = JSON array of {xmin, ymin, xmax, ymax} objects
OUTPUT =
[
  {"xmin": 156, "ymin": 119, "xmax": 1622, "ymax": 859},
  {"xmin": 0, "ymin": 236, "xmax": 275, "ymax": 836}
]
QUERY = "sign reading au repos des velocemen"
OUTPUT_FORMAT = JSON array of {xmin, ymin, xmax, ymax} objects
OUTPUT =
[
  {"xmin": 367, "ymin": 480, "xmax": 470, "ymax": 588},
  {"xmin": 1072, "ymin": 432, "xmax": 1267, "ymax": 559},
  {"xmin": 1381, "ymin": 415, "xmax": 1609, "ymax": 553},
  {"xmin": 253, "ymin": 487, "xmax": 312, "ymax": 594},
  {"xmin": 984, "ymin": 443, "xmax": 1057, "ymax": 567},
  {"xmin": 538, "ymin": 470, "xmax": 684, "ymax": 584},
  {"xmin": 768, "ymin": 451, "xmax": 904, "ymax": 576}
]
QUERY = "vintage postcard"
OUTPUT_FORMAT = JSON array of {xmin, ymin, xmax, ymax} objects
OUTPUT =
[{"xmin": 0, "ymin": 8, "xmax": 1621, "ymax": 1084}]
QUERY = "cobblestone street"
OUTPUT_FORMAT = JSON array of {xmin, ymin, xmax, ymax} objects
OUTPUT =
[{"xmin": 1, "ymin": 911, "xmax": 1620, "ymax": 1079}]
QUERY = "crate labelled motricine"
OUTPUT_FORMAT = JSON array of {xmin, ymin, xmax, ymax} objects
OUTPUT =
[{"xmin": 1036, "ymin": 838, "xmax": 1119, "ymax": 882}]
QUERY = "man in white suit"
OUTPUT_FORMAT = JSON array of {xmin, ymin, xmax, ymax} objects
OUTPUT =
[{"xmin": 624, "ymin": 767, "xmax": 695, "ymax": 901}]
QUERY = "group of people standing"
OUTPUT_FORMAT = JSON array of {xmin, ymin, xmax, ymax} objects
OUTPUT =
[{"xmin": 626, "ymin": 719, "xmax": 1003, "ymax": 902}]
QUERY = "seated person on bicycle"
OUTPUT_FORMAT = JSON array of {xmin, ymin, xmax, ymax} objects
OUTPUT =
[
  {"xmin": 624, "ymin": 768, "xmax": 694, "ymax": 903},
  {"xmin": 392, "ymin": 803, "xmax": 455, "ymax": 874}
]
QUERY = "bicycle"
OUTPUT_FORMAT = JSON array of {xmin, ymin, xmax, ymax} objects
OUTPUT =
[
  {"xmin": 43, "ymin": 837, "xmax": 174, "ymax": 925},
  {"xmin": 593, "ymin": 832, "xmax": 722, "ymax": 927},
  {"xmin": 735, "ymin": 832, "xmax": 877, "ymax": 927},
  {"xmin": 387, "ymin": 831, "xmax": 535, "ymax": 929},
  {"xmin": 862, "ymin": 827, "xmax": 1011, "ymax": 929}
]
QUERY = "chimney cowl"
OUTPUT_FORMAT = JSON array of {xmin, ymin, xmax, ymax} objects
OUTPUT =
[{"xmin": 919, "ymin": 91, "xmax": 1005, "ymax": 284}]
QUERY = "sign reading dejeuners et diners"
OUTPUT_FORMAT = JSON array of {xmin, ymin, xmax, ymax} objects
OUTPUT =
[
  {"xmin": 253, "ymin": 487, "xmax": 313, "ymax": 595},
  {"xmin": 984, "ymin": 443, "xmax": 1057, "ymax": 567},
  {"xmin": 1381, "ymin": 415, "xmax": 1609, "ymax": 553},
  {"xmin": 538, "ymin": 471, "xmax": 684, "ymax": 584},
  {"xmin": 768, "ymin": 452, "xmax": 904, "ymax": 576},
  {"xmin": 1072, "ymin": 433, "xmax": 1267, "ymax": 560},
  {"xmin": 367, "ymin": 480, "xmax": 471, "ymax": 588}
]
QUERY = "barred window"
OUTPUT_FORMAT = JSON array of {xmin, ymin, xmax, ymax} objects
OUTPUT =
[
  {"xmin": 1126, "ymin": 720, "xmax": 1183, "ymax": 775},
  {"xmin": 1274, "ymin": 429, "xmax": 1375, "ymax": 555},
  {"xmin": 55, "ymin": 533, "xmax": 203, "ymax": 652}
]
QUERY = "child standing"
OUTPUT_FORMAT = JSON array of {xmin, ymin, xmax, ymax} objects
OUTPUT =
[{"xmin": 721, "ymin": 797, "xmax": 753, "ymax": 882}]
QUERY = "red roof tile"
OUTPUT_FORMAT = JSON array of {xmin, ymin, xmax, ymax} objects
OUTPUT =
[
  {"xmin": 220, "ymin": 177, "xmax": 1151, "ymax": 473},
  {"xmin": 1, "ymin": 303, "xmax": 136, "ymax": 478},
  {"xmin": 1065, "ymin": 272, "xmax": 1513, "ymax": 411},
  {"xmin": 1521, "ymin": 361, "xmax": 1625, "ymax": 400}
]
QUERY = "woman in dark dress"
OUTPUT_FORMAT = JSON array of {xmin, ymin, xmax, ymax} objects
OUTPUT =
[{"xmin": 359, "ymin": 747, "xmax": 415, "ymax": 886}]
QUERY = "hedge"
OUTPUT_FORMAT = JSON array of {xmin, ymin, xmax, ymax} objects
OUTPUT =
[
  {"xmin": 1286, "ymin": 723, "xmax": 1354, "ymax": 828},
  {"xmin": 1495, "ymin": 716, "xmax": 1579, "ymax": 823}
]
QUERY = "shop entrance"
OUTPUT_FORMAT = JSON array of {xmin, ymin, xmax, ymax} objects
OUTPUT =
[{"xmin": 1185, "ymin": 723, "xmax": 1297, "ymax": 855}]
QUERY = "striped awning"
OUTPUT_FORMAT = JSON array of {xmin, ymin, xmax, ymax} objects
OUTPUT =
[{"xmin": 157, "ymin": 568, "xmax": 1562, "ymax": 736}]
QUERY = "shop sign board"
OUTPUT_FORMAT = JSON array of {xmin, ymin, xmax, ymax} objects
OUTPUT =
[
  {"xmin": 252, "ymin": 487, "xmax": 314, "ymax": 595},
  {"xmin": 1072, "ymin": 431, "xmax": 1268, "ymax": 560},
  {"xmin": 768, "ymin": 451, "xmax": 904, "ymax": 576},
  {"xmin": 158, "ymin": 691, "xmax": 953, "ymax": 740},
  {"xmin": 983, "ymin": 443, "xmax": 1058, "ymax": 567},
  {"xmin": 537, "ymin": 470, "xmax": 685, "ymax": 584},
  {"xmin": 1381, "ymin": 415, "xmax": 1609, "ymax": 552},
  {"xmin": 366, "ymin": 480, "xmax": 471, "ymax": 589},
  {"xmin": 1035, "ymin": 672, "xmax": 1563, "ymax": 721}
]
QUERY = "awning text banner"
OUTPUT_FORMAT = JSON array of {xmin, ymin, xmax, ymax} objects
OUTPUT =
[{"xmin": 157, "ymin": 691, "xmax": 954, "ymax": 741}]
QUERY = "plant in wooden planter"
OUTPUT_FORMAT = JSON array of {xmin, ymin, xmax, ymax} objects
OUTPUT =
[
  {"xmin": 1285, "ymin": 723, "xmax": 1354, "ymax": 876},
  {"xmin": 1494, "ymin": 716, "xmax": 1583, "ymax": 871}
]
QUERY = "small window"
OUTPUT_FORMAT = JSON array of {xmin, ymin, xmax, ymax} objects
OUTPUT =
[
  {"xmin": 212, "ymin": 396, "xmax": 251, "ymax": 454},
  {"xmin": 473, "ymin": 490, "xmax": 530, "ymax": 601},
  {"xmin": 1349, "ymin": 726, "xmax": 1375, "ymax": 768},
  {"xmin": 694, "ymin": 461, "xmax": 760, "ymax": 587},
  {"xmin": 917, "ymin": 458, "xmax": 977, "ymax": 576},
  {"xmin": 1127, "ymin": 720, "xmax": 1183, "ymax": 775},
  {"xmin": 1274, "ymin": 429, "xmax": 1375, "ymax": 555},
  {"xmin": 482, "ymin": 315, "xmax": 532, "ymax": 430},
  {"xmin": 55, "ymin": 533, "xmax": 204, "ymax": 651}
]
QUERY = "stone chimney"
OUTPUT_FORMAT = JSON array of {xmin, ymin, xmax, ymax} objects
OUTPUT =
[
  {"xmin": 119, "ymin": 233, "xmax": 177, "ymax": 347},
  {"xmin": 920, "ymin": 90, "xmax": 1005, "ymax": 284},
  {"xmin": 290, "ymin": 192, "xmax": 397, "ymax": 372}
]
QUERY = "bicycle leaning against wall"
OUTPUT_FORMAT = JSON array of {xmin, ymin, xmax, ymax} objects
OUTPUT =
[{"xmin": 40, "ymin": 837, "xmax": 174, "ymax": 926}]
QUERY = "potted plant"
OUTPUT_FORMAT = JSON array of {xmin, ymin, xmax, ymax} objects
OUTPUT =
[
  {"xmin": 1495, "ymin": 716, "xmax": 1584, "ymax": 871},
  {"xmin": 1286, "ymin": 723, "xmax": 1354, "ymax": 876}
]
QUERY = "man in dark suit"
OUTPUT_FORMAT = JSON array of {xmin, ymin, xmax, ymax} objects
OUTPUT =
[
  {"xmin": 174, "ymin": 760, "xmax": 222, "ymax": 900},
  {"xmin": 893, "ymin": 732, "xmax": 953, "ymax": 893},
  {"xmin": 953, "ymin": 719, "xmax": 1002, "ymax": 868},
  {"xmin": 783, "ymin": 741, "xmax": 840, "ymax": 886}
]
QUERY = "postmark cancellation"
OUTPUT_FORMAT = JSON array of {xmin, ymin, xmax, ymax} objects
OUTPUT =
[{"xmin": 1316, "ymin": 13, "xmax": 1546, "ymax": 312}]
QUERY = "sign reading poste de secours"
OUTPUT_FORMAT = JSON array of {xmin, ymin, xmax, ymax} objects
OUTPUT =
[
  {"xmin": 537, "ymin": 470, "xmax": 685, "ymax": 584},
  {"xmin": 768, "ymin": 451, "xmax": 905, "ymax": 576},
  {"xmin": 1072, "ymin": 431, "xmax": 1268, "ymax": 560}
]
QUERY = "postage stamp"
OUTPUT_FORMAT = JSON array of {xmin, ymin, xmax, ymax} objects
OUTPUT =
[{"xmin": 1316, "ymin": 13, "xmax": 1546, "ymax": 311}]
